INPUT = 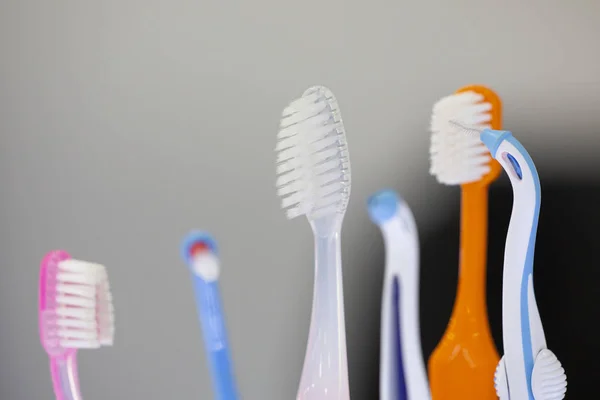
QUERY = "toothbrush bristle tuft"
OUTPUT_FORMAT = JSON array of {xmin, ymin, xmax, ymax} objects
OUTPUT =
[
  {"xmin": 275, "ymin": 86, "xmax": 351, "ymax": 220},
  {"xmin": 429, "ymin": 91, "xmax": 493, "ymax": 185},
  {"xmin": 40, "ymin": 256, "xmax": 115, "ymax": 354}
]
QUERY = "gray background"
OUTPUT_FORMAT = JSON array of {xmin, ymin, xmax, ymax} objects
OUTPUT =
[{"xmin": 1, "ymin": 0, "xmax": 599, "ymax": 398}]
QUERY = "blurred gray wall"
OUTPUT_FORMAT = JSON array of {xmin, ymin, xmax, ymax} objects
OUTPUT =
[{"xmin": 0, "ymin": 0, "xmax": 599, "ymax": 398}]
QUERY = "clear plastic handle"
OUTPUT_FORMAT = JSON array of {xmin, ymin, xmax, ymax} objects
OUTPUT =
[
  {"xmin": 297, "ymin": 228, "xmax": 350, "ymax": 400},
  {"xmin": 50, "ymin": 353, "xmax": 82, "ymax": 400}
]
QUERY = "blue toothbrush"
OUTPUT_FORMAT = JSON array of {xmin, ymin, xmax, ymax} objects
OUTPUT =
[{"xmin": 181, "ymin": 231, "xmax": 239, "ymax": 400}]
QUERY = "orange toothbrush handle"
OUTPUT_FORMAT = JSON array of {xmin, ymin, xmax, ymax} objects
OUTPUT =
[{"xmin": 428, "ymin": 85, "xmax": 502, "ymax": 400}]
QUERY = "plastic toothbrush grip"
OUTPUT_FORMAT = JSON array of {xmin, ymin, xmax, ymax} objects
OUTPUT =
[
  {"xmin": 191, "ymin": 275, "xmax": 239, "ymax": 400},
  {"xmin": 429, "ymin": 174, "xmax": 499, "ymax": 400}
]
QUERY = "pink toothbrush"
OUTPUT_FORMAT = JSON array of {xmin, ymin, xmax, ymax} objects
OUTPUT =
[{"xmin": 39, "ymin": 250, "xmax": 115, "ymax": 400}]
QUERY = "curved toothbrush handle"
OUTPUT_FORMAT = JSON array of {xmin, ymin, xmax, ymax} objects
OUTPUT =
[
  {"xmin": 297, "ymin": 231, "xmax": 349, "ymax": 400},
  {"xmin": 502, "ymin": 194, "xmax": 546, "ymax": 400},
  {"xmin": 381, "ymin": 210, "xmax": 430, "ymax": 400},
  {"xmin": 50, "ymin": 352, "xmax": 82, "ymax": 400},
  {"xmin": 506, "ymin": 185, "xmax": 546, "ymax": 359},
  {"xmin": 488, "ymin": 135, "xmax": 548, "ymax": 400},
  {"xmin": 191, "ymin": 276, "xmax": 239, "ymax": 400}
]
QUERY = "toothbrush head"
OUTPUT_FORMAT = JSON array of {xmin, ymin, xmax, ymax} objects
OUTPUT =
[
  {"xmin": 181, "ymin": 231, "xmax": 221, "ymax": 282},
  {"xmin": 450, "ymin": 121, "xmax": 526, "ymax": 181},
  {"xmin": 450, "ymin": 121, "xmax": 514, "ymax": 158},
  {"xmin": 276, "ymin": 86, "xmax": 351, "ymax": 220},
  {"xmin": 38, "ymin": 251, "xmax": 115, "ymax": 358},
  {"xmin": 429, "ymin": 85, "xmax": 502, "ymax": 186},
  {"xmin": 367, "ymin": 189, "xmax": 401, "ymax": 225}
]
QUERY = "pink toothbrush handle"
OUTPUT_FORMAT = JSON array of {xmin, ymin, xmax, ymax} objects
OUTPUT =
[{"xmin": 50, "ymin": 352, "xmax": 81, "ymax": 400}]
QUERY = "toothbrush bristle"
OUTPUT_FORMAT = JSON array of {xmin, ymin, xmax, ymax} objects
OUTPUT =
[
  {"xmin": 40, "ymin": 255, "xmax": 115, "ymax": 355},
  {"xmin": 429, "ymin": 91, "xmax": 493, "ymax": 185},
  {"xmin": 275, "ymin": 86, "xmax": 351, "ymax": 220}
]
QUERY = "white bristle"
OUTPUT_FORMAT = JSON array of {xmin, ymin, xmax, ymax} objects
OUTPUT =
[
  {"xmin": 429, "ymin": 91, "xmax": 494, "ymax": 185},
  {"xmin": 276, "ymin": 86, "xmax": 351, "ymax": 220},
  {"xmin": 47, "ymin": 259, "xmax": 115, "ymax": 349}
]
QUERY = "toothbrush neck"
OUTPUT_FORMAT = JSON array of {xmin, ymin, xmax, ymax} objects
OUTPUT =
[
  {"xmin": 382, "ymin": 217, "xmax": 418, "ymax": 277},
  {"xmin": 298, "ymin": 217, "xmax": 349, "ymax": 398},
  {"xmin": 50, "ymin": 352, "xmax": 82, "ymax": 400},
  {"xmin": 194, "ymin": 279, "xmax": 228, "ymax": 352},
  {"xmin": 310, "ymin": 215, "xmax": 343, "ymax": 237},
  {"xmin": 454, "ymin": 183, "xmax": 490, "ymax": 319},
  {"xmin": 504, "ymin": 179, "xmax": 539, "ymax": 292},
  {"xmin": 311, "ymin": 233, "xmax": 344, "ymax": 332}
]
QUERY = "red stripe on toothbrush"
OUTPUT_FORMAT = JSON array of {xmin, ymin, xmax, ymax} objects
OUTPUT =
[{"xmin": 189, "ymin": 241, "xmax": 210, "ymax": 258}]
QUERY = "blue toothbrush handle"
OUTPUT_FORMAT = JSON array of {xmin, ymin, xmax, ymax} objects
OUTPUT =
[{"xmin": 191, "ymin": 276, "xmax": 239, "ymax": 400}]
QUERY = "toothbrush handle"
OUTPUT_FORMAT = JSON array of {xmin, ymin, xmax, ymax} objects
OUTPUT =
[
  {"xmin": 456, "ymin": 183, "xmax": 492, "ymax": 316},
  {"xmin": 380, "ymin": 273, "xmax": 407, "ymax": 400},
  {"xmin": 50, "ymin": 353, "xmax": 82, "ymax": 400},
  {"xmin": 390, "ymin": 219, "xmax": 430, "ymax": 400},
  {"xmin": 298, "ymin": 232, "xmax": 349, "ymax": 400},
  {"xmin": 502, "ymin": 170, "xmax": 546, "ymax": 399},
  {"xmin": 191, "ymin": 276, "xmax": 239, "ymax": 400},
  {"xmin": 428, "ymin": 183, "xmax": 499, "ymax": 400}
]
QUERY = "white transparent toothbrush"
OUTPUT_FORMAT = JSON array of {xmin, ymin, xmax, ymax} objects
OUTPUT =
[{"xmin": 275, "ymin": 86, "xmax": 351, "ymax": 400}]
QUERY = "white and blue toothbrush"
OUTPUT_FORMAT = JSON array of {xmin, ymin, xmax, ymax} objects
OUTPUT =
[
  {"xmin": 367, "ymin": 190, "xmax": 430, "ymax": 400},
  {"xmin": 181, "ymin": 231, "xmax": 239, "ymax": 400},
  {"xmin": 456, "ymin": 123, "xmax": 567, "ymax": 400}
]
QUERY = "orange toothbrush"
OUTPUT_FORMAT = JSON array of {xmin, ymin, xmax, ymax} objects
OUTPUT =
[{"xmin": 427, "ymin": 85, "xmax": 502, "ymax": 399}]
